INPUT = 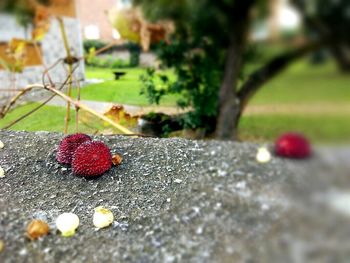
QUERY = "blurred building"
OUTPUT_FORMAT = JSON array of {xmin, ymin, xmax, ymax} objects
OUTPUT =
[
  {"xmin": 0, "ymin": 0, "xmax": 84, "ymax": 99},
  {"xmin": 76, "ymin": 0, "xmax": 129, "ymax": 41}
]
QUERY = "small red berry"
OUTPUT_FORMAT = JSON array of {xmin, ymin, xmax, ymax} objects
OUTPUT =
[
  {"xmin": 56, "ymin": 133, "xmax": 92, "ymax": 164},
  {"xmin": 275, "ymin": 133, "xmax": 311, "ymax": 159},
  {"xmin": 72, "ymin": 141, "xmax": 112, "ymax": 177}
]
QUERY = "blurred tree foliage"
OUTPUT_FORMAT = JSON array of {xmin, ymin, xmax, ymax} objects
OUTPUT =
[
  {"xmin": 140, "ymin": 37, "xmax": 223, "ymax": 131},
  {"xmin": 136, "ymin": 0, "xmax": 350, "ymax": 139},
  {"xmin": 137, "ymin": 0, "xmax": 262, "ymax": 135},
  {"xmin": 136, "ymin": 0, "xmax": 270, "ymax": 137},
  {"xmin": 292, "ymin": 0, "xmax": 350, "ymax": 72}
]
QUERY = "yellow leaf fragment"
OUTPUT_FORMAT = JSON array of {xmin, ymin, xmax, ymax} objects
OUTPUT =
[{"xmin": 112, "ymin": 154, "xmax": 123, "ymax": 166}]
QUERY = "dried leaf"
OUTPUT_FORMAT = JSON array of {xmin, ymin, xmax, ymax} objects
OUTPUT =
[
  {"xmin": 108, "ymin": 8, "xmax": 174, "ymax": 51},
  {"xmin": 112, "ymin": 154, "xmax": 123, "ymax": 166},
  {"xmin": 6, "ymin": 39, "xmax": 27, "ymax": 72},
  {"xmin": 7, "ymin": 39, "xmax": 26, "ymax": 55},
  {"xmin": 32, "ymin": 6, "xmax": 51, "ymax": 41},
  {"xmin": 104, "ymin": 105, "xmax": 139, "ymax": 129},
  {"xmin": 26, "ymin": 219, "xmax": 50, "ymax": 240}
]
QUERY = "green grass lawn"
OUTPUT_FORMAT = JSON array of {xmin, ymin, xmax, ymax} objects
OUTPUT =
[
  {"xmin": 0, "ymin": 103, "xmax": 121, "ymax": 134},
  {"xmin": 0, "ymin": 103, "xmax": 89, "ymax": 134},
  {"xmin": 1, "ymin": 58, "xmax": 350, "ymax": 143},
  {"xmin": 249, "ymin": 60, "xmax": 350, "ymax": 105},
  {"xmin": 239, "ymin": 114, "xmax": 350, "ymax": 143},
  {"xmin": 78, "ymin": 60, "xmax": 350, "ymax": 106},
  {"xmin": 1, "ymin": 102, "xmax": 349, "ymax": 144},
  {"xmin": 72, "ymin": 67, "xmax": 179, "ymax": 106}
]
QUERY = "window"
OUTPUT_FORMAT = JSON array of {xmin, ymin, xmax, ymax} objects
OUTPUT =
[{"xmin": 84, "ymin": 25, "xmax": 100, "ymax": 40}]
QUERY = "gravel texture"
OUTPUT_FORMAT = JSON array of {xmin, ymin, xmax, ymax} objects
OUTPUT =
[{"xmin": 0, "ymin": 130, "xmax": 349, "ymax": 263}]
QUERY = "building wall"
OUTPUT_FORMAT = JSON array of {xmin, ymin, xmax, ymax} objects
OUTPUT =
[
  {"xmin": 0, "ymin": 2, "xmax": 85, "ymax": 99},
  {"xmin": 76, "ymin": 0, "xmax": 119, "ymax": 41}
]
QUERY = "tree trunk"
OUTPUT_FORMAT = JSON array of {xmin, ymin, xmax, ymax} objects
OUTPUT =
[
  {"xmin": 215, "ymin": 39, "xmax": 243, "ymax": 140},
  {"xmin": 215, "ymin": 1, "xmax": 253, "ymax": 140},
  {"xmin": 216, "ymin": 40, "xmax": 323, "ymax": 141}
]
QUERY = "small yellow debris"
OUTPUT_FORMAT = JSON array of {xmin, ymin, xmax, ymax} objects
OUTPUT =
[
  {"xmin": 26, "ymin": 219, "xmax": 50, "ymax": 240},
  {"xmin": 56, "ymin": 213, "xmax": 79, "ymax": 237},
  {"xmin": 112, "ymin": 154, "xmax": 123, "ymax": 166},
  {"xmin": 256, "ymin": 147, "xmax": 271, "ymax": 163},
  {"xmin": 0, "ymin": 240, "xmax": 4, "ymax": 253},
  {"xmin": 93, "ymin": 206, "xmax": 114, "ymax": 229},
  {"xmin": 0, "ymin": 167, "xmax": 4, "ymax": 178},
  {"xmin": 0, "ymin": 140, "xmax": 4, "ymax": 149}
]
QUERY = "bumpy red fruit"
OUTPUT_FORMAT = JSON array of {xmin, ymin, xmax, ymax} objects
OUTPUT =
[
  {"xmin": 56, "ymin": 133, "xmax": 92, "ymax": 164},
  {"xmin": 275, "ymin": 133, "xmax": 311, "ymax": 159},
  {"xmin": 72, "ymin": 141, "xmax": 112, "ymax": 177}
]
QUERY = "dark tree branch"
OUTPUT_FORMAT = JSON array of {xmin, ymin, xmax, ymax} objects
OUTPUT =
[{"xmin": 237, "ymin": 40, "xmax": 326, "ymax": 110}]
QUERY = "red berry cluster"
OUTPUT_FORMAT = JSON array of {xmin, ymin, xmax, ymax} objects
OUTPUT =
[
  {"xmin": 56, "ymin": 133, "xmax": 91, "ymax": 164},
  {"xmin": 56, "ymin": 133, "xmax": 112, "ymax": 177}
]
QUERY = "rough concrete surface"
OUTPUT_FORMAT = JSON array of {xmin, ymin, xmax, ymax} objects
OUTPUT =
[{"xmin": 0, "ymin": 130, "xmax": 349, "ymax": 263}]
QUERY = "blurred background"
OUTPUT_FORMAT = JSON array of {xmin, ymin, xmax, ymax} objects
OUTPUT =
[{"xmin": 0, "ymin": 0, "xmax": 349, "ymax": 144}]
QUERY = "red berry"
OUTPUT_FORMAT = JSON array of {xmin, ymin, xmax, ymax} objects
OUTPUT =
[
  {"xmin": 275, "ymin": 133, "xmax": 311, "ymax": 159},
  {"xmin": 72, "ymin": 141, "xmax": 112, "ymax": 177},
  {"xmin": 56, "ymin": 133, "xmax": 92, "ymax": 164}
]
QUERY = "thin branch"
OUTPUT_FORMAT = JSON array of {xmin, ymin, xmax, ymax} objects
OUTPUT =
[
  {"xmin": 0, "ymin": 85, "xmax": 42, "ymax": 118},
  {"xmin": 1, "ymin": 26, "xmax": 126, "ymax": 133},
  {"xmin": 78, "ymin": 118, "xmax": 100, "ymax": 135},
  {"xmin": 2, "ymin": 94, "xmax": 55, "ymax": 129},
  {"xmin": 114, "ymin": 133, "xmax": 156, "ymax": 138},
  {"xmin": 94, "ymin": 41, "xmax": 119, "ymax": 56},
  {"xmin": 57, "ymin": 17, "xmax": 74, "ymax": 134},
  {"xmin": 72, "ymin": 68, "xmax": 81, "ymax": 132},
  {"xmin": 76, "ymin": 41, "xmax": 119, "ymax": 61},
  {"xmin": 2, "ymin": 82, "xmax": 134, "ymax": 134},
  {"xmin": 0, "ymin": 63, "xmax": 80, "ymax": 127},
  {"xmin": 237, "ymin": 40, "xmax": 325, "ymax": 110},
  {"xmin": 57, "ymin": 17, "xmax": 73, "ymax": 61},
  {"xmin": 42, "ymin": 58, "xmax": 64, "ymax": 86},
  {"xmin": 33, "ymin": 41, "xmax": 55, "ymax": 87},
  {"xmin": 42, "ymin": 84, "xmax": 133, "ymax": 134}
]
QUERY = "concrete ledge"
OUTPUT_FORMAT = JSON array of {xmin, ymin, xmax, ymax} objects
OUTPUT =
[{"xmin": 0, "ymin": 131, "xmax": 349, "ymax": 262}]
